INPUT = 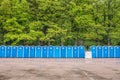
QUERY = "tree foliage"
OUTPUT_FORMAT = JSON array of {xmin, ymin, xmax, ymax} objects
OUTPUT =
[{"xmin": 0, "ymin": 0, "xmax": 120, "ymax": 46}]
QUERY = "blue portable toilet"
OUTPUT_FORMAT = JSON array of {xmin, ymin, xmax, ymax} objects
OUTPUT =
[
  {"xmin": 23, "ymin": 46, "xmax": 29, "ymax": 58},
  {"xmin": 90, "ymin": 46, "xmax": 97, "ymax": 58},
  {"xmin": 0, "ymin": 46, "xmax": 5, "ymax": 58},
  {"xmin": 61, "ymin": 46, "xmax": 66, "ymax": 58},
  {"xmin": 11, "ymin": 46, "xmax": 17, "ymax": 58},
  {"xmin": 109, "ymin": 46, "xmax": 114, "ymax": 58},
  {"xmin": 97, "ymin": 46, "xmax": 102, "ymax": 58},
  {"xmin": 48, "ymin": 46, "xmax": 54, "ymax": 58},
  {"xmin": 18, "ymin": 46, "xmax": 23, "ymax": 58},
  {"xmin": 54, "ymin": 46, "xmax": 60, "ymax": 58},
  {"xmin": 103, "ymin": 46, "xmax": 108, "ymax": 58},
  {"xmin": 35, "ymin": 46, "xmax": 41, "ymax": 58},
  {"xmin": 73, "ymin": 46, "xmax": 79, "ymax": 58},
  {"xmin": 67, "ymin": 46, "xmax": 73, "ymax": 58},
  {"xmin": 115, "ymin": 46, "xmax": 120, "ymax": 58},
  {"xmin": 29, "ymin": 46, "xmax": 35, "ymax": 58},
  {"xmin": 42, "ymin": 46, "xmax": 47, "ymax": 58},
  {"xmin": 79, "ymin": 46, "xmax": 85, "ymax": 58},
  {"xmin": 6, "ymin": 46, "xmax": 11, "ymax": 58}
]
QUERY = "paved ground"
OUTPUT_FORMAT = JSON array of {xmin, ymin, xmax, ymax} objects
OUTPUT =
[{"xmin": 0, "ymin": 58, "xmax": 120, "ymax": 80}]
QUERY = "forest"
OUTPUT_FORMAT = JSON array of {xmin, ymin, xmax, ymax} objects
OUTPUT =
[{"xmin": 0, "ymin": 0, "xmax": 120, "ymax": 46}]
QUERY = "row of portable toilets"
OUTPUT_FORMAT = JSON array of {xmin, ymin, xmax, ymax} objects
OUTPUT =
[
  {"xmin": 0, "ymin": 46, "xmax": 85, "ymax": 58},
  {"xmin": 0, "ymin": 46, "xmax": 120, "ymax": 58},
  {"xmin": 90, "ymin": 46, "xmax": 120, "ymax": 58}
]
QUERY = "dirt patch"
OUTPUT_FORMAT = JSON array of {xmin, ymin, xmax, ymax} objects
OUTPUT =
[
  {"xmin": 0, "ymin": 59, "xmax": 120, "ymax": 80},
  {"xmin": 0, "ymin": 75, "xmax": 11, "ymax": 80},
  {"xmin": 22, "ymin": 69, "xmax": 62, "ymax": 80},
  {"xmin": 83, "ymin": 70, "xmax": 111, "ymax": 80}
]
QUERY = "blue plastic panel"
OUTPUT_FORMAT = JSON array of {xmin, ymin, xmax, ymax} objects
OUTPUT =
[
  {"xmin": 0, "ymin": 46, "xmax": 5, "ymax": 58},
  {"xmin": 109, "ymin": 46, "xmax": 114, "ymax": 58},
  {"xmin": 6, "ymin": 46, "xmax": 11, "ymax": 58},
  {"xmin": 35, "ymin": 46, "xmax": 41, "ymax": 58},
  {"xmin": 115, "ymin": 46, "xmax": 120, "ymax": 58},
  {"xmin": 73, "ymin": 46, "xmax": 79, "ymax": 58},
  {"xmin": 61, "ymin": 46, "xmax": 66, "ymax": 58},
  {"xmin": 11, "ymin": 46, "xmax": 17, "ymax": 58},
  {"xmin": 90, "ymin": 46, "xmax": 97, "ymax": 58},
  {"xmin": 79, "ymin": 46, "xmax": 85, "ymax": 58},
  {"xmin": 2, "ymin": 46, "xmax": 120, "ymax": 58},
  {"xmin": 29, "ymin": 46, "xmax": 35, "ymax": 58},
  {"xmin": 42, "ymin": 46, "xmax": 47, "ymax": 58},
  {"xmin": 24, "ymin": 46, "xmax": 29, "ymax": 58},
  {"xmin": 48, "ymin": 46, "xmax": 54, "ymax": 58},
  {"xmin": 18, "ymin": 46, "xmax": 23, "ymax": 58},
  {"xmin": 54, "ymin": 46, "xmax": 60, "ymax": 58},
  {"xmin": 97, "ymin": 46, "xmax": 102, "ymax": 58},
  {"xmin": 67, "ymin": 46, "xmax": 72, "ymax": 58},
  {"xmin": 103, "ymin": 46, "xmax": 108, "ymax": 58}
]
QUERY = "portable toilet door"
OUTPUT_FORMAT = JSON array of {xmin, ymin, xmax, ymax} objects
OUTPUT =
[
  {"xmin": 61, "ymin": 46, "xmax": 66, "ymax": 58},
  {"xmin": 18, "ymin": 46, "xmax": 23, "ymax": 58},
  {"xmin": 23, "ymin": 46, "xmax": 29, "ymax": 58},
  {"xmin": 97, "ymin": 46, "xmax": 102, "ymax": 58},
  {"xmin": 0, "ymin": 46, "xmax": 5, "ymax": 58},
  {"xmin": 73, "ymin": 46, "xmax": 79, "ymax": 58},
  {"xmin": 11, "ymin": 46, "xmax": 17, "ymax": 58},
  {"xmin": 6, "ymin": 46, "xmax": 11, "ymax": 58},
  {"xmin": 90, "ymin": 46, "xmax": 97, "ymax": 58},
  {"xmin": 103, "ymin": 46, "xmax": 109, "ymax": 58},
  {"xmin": 109, "ymin": 46, "xmax": 114, "ymax": 58},
  {"xmin": 48, "ymin": 46, "xmax": 54, "ymax": 58},
  {"xmin": 67, "ymin": 46, "xmax": 73, "ymax": 58},
  {"xmin": 35, "ymin": 46, "xmax": 41, "ymax": 58},
  {"xmin": 29, "ymin": 46, "xmax": 35, "ymax": 58},
  {"xmin": 42, "ymin": 46, "xmax": 47, "ymax": 58},
  {"xmin": 115, "ymin": 46, "xmax": 120, "ymax": 58},
  {"xmin": 79, "ymin": 46, "xmax": 85, "ymax": 58},
  {"xmin": 54, "ymin": 46, "xmax": 60, "ymax": 58}
]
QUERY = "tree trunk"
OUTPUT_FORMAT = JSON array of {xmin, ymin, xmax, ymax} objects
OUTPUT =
[
  {"xmin": 40, "ymin": 41, "xmax": 44, "ymax": 46},
  {"xmin": 61, "ymin": 42, "xmax": 63, "ymax": 46},
  {"xmin": 107, "ymin": 28, "xmax": 110, "ymax": 46},
  {"xmin": 75, "ymin": 38, "xmax": 78, "ymax": 46},
  {"xmin": 107, "ymin": 0, "xmax": 112, "ymax": 46},
  {"xmin": 48, "ymin": 40, "xmax": 50, "ymax": 46},
  {"xmin": 97, "ymin": 39, "xmax": 100, "ymax": 45},
  {"xmin": 61, "ymin": 40, "xmax": 64, "ymax": 46},
  {"xmin": 2, "ymin": 32, "xmax": 5, "ymax": 45}
]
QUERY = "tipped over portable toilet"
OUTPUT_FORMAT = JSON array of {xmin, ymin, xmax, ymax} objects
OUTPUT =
[{"xmin": 85, "ymin": 51, "xmax": 92, "ymax": 58}]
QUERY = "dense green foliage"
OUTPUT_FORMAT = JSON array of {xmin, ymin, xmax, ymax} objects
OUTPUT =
[{"xmin": 0, "ymin": 0, "xmax": 120, "ymax": 46}]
